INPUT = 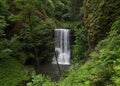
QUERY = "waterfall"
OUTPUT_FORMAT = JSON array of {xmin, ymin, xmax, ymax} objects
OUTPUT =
[{"xmin": 52, "ymin": 29, "xmax": 70, "ymax": 65}]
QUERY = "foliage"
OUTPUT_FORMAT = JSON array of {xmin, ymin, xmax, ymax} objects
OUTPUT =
[
  {"xmin": 0, "ymin": 58, "xmax": 31, "ymax": 86},
  {"xmin": 60, "ymin": 21, "xmax": 88, "ymax": 63},
  {"xmin": 109, "ymin": 17, "xmax": 120, "ymax": 85},
  {"xmin": 0, "ymin": 0, "xmax": 56, "ymax": 85},
  {"xmin": 111, "ymin": 17, "xmax": 120, "ymax": 30},
  {"xmin": 83, "ymin": 0, "xmax": 120, "ymax": 52},
  {"xmin": 54, "ymin": 0, "xmax": 71, "ymax": 21},
  {"xmin": 0, "ymin": 0, "xmax": 90, "ymax": 86},
  {"xmin": 27, "ymin": 74, "xmax": 56, "ymax": 86},
  {"xmin": 72, "ymin": 23, "xmax": 88, "ymax": 63},
  {"xmin": 10, "ymin": 0, "xmax": 56, "ymax": 64},
  {"xmin": 50, "ymin": 19, "xmax": 120, "ymax": 86},
  {"xmin": 0, "ymin": 16, "xmax": 7, "ymax": 31},
  {"xmin": 0, "ymin": 0, "xmax": 9, "ymax": 16},
  {"xmin": 70, "ymin": 0, "xmax": 83, "ymax": 21},
  {"xmin": 58, "ymin": 59, "xmax": 100, "ymax": 86},
  {"xmin": 1, "ymin": 0, "xmax": 120, "ymax": 86},
  {"xmin": 90, "ymin": 28, "xmax": 120, "ymax": 85},
  {"xmin": 0, "ymin": 1, "xmax": 11, "ymax": 59},
  {"xmin": 55, "ymin": 29, "xmax": 119, "ymax": 86}
]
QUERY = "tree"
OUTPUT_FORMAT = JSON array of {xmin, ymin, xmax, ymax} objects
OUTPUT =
[{"xmin": 10, "ymin": 0, "xmax": 55, "ymax": 72}]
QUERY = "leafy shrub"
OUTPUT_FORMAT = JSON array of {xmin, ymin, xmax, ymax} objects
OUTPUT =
[
  {"xmin": 110, "ymin": 17, "xmax": 120, "ymax": 85},
  {"xmin": 58, "ymin": 59, "xmax": 100, "ymax": 86},
  {"xmin": 72, "ymin": 23, "xmax": 88, "ymax": 63},
  {"xmin": 90, "ymin": 29, "xmax": 120, "ymax": 85},
  {"xmin": 27, "ymin": 74, "xmax": 56, "ymax": 86},
  {"xmin": 0, "ymin": 58, "xmax": 30, "ymax": 86}
]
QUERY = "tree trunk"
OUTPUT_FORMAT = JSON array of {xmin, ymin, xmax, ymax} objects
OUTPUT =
[{"xmin": 34, "ymin": 47, "xmax": 40, "ymax": 74}]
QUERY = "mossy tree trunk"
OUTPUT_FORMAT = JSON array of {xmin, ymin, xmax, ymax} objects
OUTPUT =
[{"xmin": 83, "ymin": 0, "xmax": 120, "ymax": 54}]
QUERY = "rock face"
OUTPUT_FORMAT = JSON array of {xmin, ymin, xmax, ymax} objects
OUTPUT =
[{"xmin": 83, "ymin": 0, "xmax": 120, "ymax": 52}]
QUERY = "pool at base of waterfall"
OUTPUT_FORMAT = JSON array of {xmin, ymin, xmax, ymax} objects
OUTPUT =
[{"xmin": 39, "ymin": 63, "xmax": 69, "ymax": 81}]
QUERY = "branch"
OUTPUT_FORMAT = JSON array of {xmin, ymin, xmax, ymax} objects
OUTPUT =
[{"xmin": 35, "ymin": 9, "xmax": 49, "ymax": 20}]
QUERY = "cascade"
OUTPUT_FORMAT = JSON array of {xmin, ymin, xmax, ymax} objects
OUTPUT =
[{"xmin": 53, "ymin": 29, "xmax": 70, "ymax": 65}]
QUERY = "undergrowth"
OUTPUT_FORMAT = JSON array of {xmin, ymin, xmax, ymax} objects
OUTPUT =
[{"xmin": 0, "ymin": 58, "xmax": 32, "ymax": 86}]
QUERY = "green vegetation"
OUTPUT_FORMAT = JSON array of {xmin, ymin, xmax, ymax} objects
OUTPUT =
[
  {"xmin": 0, "ymin": 0, "xmax": 120, "ymax": 86},
  {"xmin": 0, "ymin": 58, "xmax": 31, "ymax": 86},
  {"xmin": 27, "ymin": 74, "xmax": 56, "ymax": 86},
  {"xmin": 72, "ymin": 23, "xmax": 88, "ymax": 63},
  {"xmin": 61, "ymin": 28, "xmax": 120, "ymax": 86},
  {"xmin": 26, "ymin": 20, "xmax": 120, "ymax": 86}
]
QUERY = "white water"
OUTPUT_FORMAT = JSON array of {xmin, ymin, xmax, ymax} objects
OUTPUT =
[{"xmin": 52, "ymin": 29, "xmax": 70, "ymax": 65}]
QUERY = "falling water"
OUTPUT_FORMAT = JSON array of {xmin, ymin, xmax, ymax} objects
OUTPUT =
[{"xmin": 53, "ymin": 29, "xmax": 70, "ymax": 65}]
